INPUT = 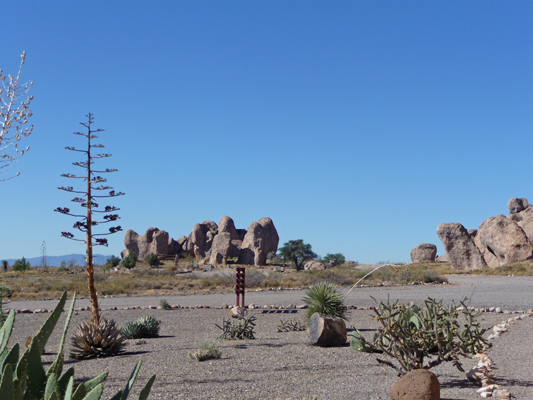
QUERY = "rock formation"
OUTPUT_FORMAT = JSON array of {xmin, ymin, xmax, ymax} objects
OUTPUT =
[
  {"xmin": 437, "ymin": 198, "xmax": 533, "ymax": 270},
  {"xmin": 389, "ymin": 369, "xmax": 440, "ymax": 400},
  {"xmin": 410, "ymin": 243, "xmax": 437, "ymax": 263},
  {"xmin": 121, "ymin": 216, "xmax": 279, "ymax": 267},
  {"xmin": 437, "ymin": 223, "xmax": 487, "ymax": 270}
]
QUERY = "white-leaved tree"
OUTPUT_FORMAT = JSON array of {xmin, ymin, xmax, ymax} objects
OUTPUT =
[{"xmin": 0, "ymin": 52, "xmax": 34, "ymax": 182}]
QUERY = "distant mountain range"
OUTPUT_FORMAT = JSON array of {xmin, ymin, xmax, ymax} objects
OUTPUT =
[{"xmin": 2, "ymin": 254, "xmax": 113, "ymax": 267}]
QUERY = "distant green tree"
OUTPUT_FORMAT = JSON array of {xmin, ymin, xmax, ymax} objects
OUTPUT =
[
  {"xmin": 106, "ymin": 255, "xmax": 121, "ymax": 268},
  {"xmin": 323, "ymin": 253, "xmax": 346, "ymax": 267},
  {"xmin": 145, "ymin": 252, "xmax": 159, "ymax": 267},
  {"xmin": 278, "ymin": 239, "xmax": 317, "ymax": 271},
  {"xmin": 1, "ymin": 260, "xmax": 8, "ymax": 272},
  {"xmin": 12, "ymin": 257, "xmax": 30, "ymax": 271},
  {"xmin": 122, "ymin": 252, "xmax": 137, "ymax": 269}
]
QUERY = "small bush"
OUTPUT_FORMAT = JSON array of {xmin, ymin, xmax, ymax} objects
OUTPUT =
[
  {"xmin": 302, "ymin": 282, "xmax": 348, "ymax": 321},
  {"xmin": 216, "ymin": 314, "xmax": 257, "ymax": 340},
  {"xmin": 121, "ymin": 315, "xmax": 161, "ymax": 339},
  {"xmin": 189, "ymin": 340, "xmax": 222, "ymax": 361},
  {"xmin": 12, "ymin": 257, "xmax": 31, "ymax": 271},
  {"xmin": 160, "ymin": 298, "xmax": 170, "ymax": 309},
  {"xmin": 107, "ymin": 255, "xmax": 121, "ymax": 268},
  {"xmin": 70, "ymin": 317, "xmax": 125, "ymax": 360},
  {"xmin": 323, "ymin": 253, "xmax": 346, "ymax": 266},
  {"xmin": 145, "ymin": 252, "xmax": 160, "ymax": 267},
  {"xmin": 0, "ymin": 284, "xmax": 12, "ymax": 298},
  {"xmin": 122, "ymin": 252, "xmax": 137, "ymax": 269}
]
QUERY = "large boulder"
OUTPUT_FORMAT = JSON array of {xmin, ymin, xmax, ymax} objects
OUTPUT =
[
  {"xmin": 436, "ymin": 223, "xmax": 487, "ymax": 270},
  {"xmin": 471, "ymin": 230, "xmax": 499, "ymax": 268},
  {"xmin": 410, "ymin": 243, "xmax": 437, "ymax": 263},
  {"xmin": 122, "ymin": 228, "xmax": 173, "ymax": 261},
  {"xmin": 209, "ymin": 232, "xmax": 232, "ymax": 265},
  {"xmin": 218, "ymin": 216, "xmax": 242, "ymax": 258},
  {"xmin": 478, "ymin": 215, "xmax": 533, "ymax": 265},
  {"xmin": 508, "ymin": 204, "xmax": 533, "ymax": 244},
  {"xmin": 237, "ymin": 217, "xmax": 279, "ymax": 266},
  {"xmin": 307, "ymin": 313, "xmax": 347, "ymax": 347},
  {"xmin": 508, "ymin": 198, "xmax": 529, "ymax": 214},
  {"xmin": 304, "ymin": 260, "xmax": 325, "ymax": 271},
  {"xmin": 189, "ymin": 221, "xmax": 218, "ymax": 260},
  {"xmin": 390, "ymin": 369, "xmax": 440, "ymax": 400}
]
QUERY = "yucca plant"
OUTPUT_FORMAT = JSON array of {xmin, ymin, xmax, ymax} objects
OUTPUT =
[
  {"xmin": 70, "ymin": 317, "xmax": 125, "ymax": 360},
  {"xmin": 302, "ymin": 282, "xmax": 348, "ymax": 321},
  {"xmin": 121, "ymin": 316, "xmax": 161, "ymax": 339},
  {"xmin": 189, "ymin": 340, "xmax": 222, "ymax": 361}
]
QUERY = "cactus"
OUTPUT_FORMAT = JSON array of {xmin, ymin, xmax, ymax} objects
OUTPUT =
[
  {"xmin": 69, "ymin": 318, "xmax": 125, "ymax": 360},
  {"xmin": 0, "ymin": 291, "xmax": 156, "ymax": 399},
  {"xmin": 277, "ymin": 319, "xmax": 307, "ymax": 332},
  {"xmin": 353, "ymin": 296, "xmax": 490, "ymax": 376}
]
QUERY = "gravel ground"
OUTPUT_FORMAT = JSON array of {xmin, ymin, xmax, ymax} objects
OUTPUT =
[{"xmin": 5, "ymin": 288, "xmax": 533, "ymax": 399}]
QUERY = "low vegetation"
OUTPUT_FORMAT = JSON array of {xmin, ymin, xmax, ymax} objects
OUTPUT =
[
  {"xmin": 189, "ymin": 340, "xmax": 222, "ymax": 361},
  {"xmin": 216, "ymin": 314, "xmax": 257, "ymax": 340},
  {"xmin": 5, "ymin": 258, "xmax": 533, "ymax": 302},
  {"xmin": 121, "ymin": 316, "xmax": 161, "ymax": 339}
]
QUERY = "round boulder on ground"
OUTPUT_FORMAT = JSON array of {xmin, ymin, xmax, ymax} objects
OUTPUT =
[{"xmin": 410, "ymin": 243, "xmax": 437, "ymax": 263}]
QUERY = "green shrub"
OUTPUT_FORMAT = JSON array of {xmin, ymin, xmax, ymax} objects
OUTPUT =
[
  {"xmin": 323, "ymin": 253, "xmax": 346, "ymax": 266},
  {"xmin": 0, "ymin": 284, "xmax": 12, "ymax": 298},
  {"xmin": 122, "ymin": 252, "xmax": 137, "ymax": 269},
  {"xmin": 107, "ymin": 255, "xmax": 121, "ymax": 268},
  {"xmin": 12, "ymin": 257, "xmax": 31, "ymax": 271},
  {"xmin": 121, "ymin": 316, "xmax": 161, "ymax": 339},
  {"xmin": 0, "ymin": 291, "xmax": 155, "ymax": 399},
  {"xmin": 160, "ymin": 298, "xmax": 170, "ymax": 309},
  {"xmin": 145, "ymin": 252, "xmax": 160, "ymax": 267},
  {"xmin": 351, "ymin": 296, "xmax": 490, "ymax": 376},
  {"xmin": 302, "ymin": 282, "xmax": 348, "ymax": 321},
  {"xmin": 189, "ymin": 340, "xmax": 222, "ymax": 361},
  {"xmin": 216, "ymin": 314, "xmax": 257, "ymax": 340}
]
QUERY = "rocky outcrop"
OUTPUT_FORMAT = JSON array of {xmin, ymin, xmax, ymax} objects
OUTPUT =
[
  {"xmin": 437, "ymin": 198, "xmax": 533, "ymax": 270},
  {"xmin": 237, "ymin": 218, "xmax": 279, "ymax": 266},
  {"xmin": 122, "ymin": 216, "xmax": 278, "ymax": 267},
  {"xmin": 122, "ymin": 227, "xmax": 173, "ymax": 261},
  {"xmin": 478, "ymin": 215, "xmax": 533, "ymax": 265},
  {"xmin": 410, "ymin": 243, "xmax": 437, "ymax": 263},
  {"xmin": 390, "ymin": 369, "xmax": 440, "ymax": 400},
  {"xmin": 436, "ymin": 223, "xmax": 487, "ymax": 270}
]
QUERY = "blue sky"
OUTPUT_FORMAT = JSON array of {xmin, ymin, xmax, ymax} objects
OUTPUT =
[{"xmin": 1, "ymin": 1, "xmax": 532, "ymax": 264}]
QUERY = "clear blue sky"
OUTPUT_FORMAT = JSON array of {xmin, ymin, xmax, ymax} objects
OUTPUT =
[{"xmin": 1, "ymin": 1, "xmax": 532, "ymax": 264}]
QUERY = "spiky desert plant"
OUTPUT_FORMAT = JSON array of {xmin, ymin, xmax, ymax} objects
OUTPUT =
[
  {"xmin": 121, "ymin": 315, "xmax": 161, "ymax": 339},
  {"xmin": 277, "ymin": 318, "xmax": 307, "ymax": 332},
  {"xmin": 189, "ymin": 340, "xmax": 222, "ymax": 361},
  {"xmin": 302, "ymin": 282, "xmax": 348, "ymax": 321},
  {"xmin": 70, "ymin": 317, "xmax": 125, "ymax": 359},
  {"xmin": 216, "ymin": 314, "xmax": 257, "ymax": 340}
]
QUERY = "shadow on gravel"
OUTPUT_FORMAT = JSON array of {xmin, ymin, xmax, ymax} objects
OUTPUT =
[
  {"xmin": 497, "ymin": 377, "xmax": 533, "ymax": 387},
  {"xmin": 439, "ymin": 378, "xmax": 477, "ymax": 389}
]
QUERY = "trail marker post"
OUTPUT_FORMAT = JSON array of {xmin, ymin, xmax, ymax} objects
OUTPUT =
[{"xmin": 235, "ymin": 267, "xmax": 245, "ymax": 307}]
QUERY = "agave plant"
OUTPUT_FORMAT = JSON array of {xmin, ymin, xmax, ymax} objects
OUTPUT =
[
  {"xmin": 121, "ymin": 316, "xmax": 161, "ymax": 339},
  {"xmin": 70, "ymin": 317, "xmax": 125, "ymax": 359},
  {"xmin": 302, "ymin": 282, "xmax": 348, "ymax": 321}
]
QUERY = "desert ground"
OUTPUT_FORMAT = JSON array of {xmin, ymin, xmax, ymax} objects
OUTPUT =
[{"xmin": 4, "ymin": 275, "xmax": 533, "ymax": 399}]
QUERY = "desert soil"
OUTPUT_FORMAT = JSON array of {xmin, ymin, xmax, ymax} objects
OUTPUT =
[{"xmin": 4, "ymin": 275, "xmax": 533, "ymax": 399}]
